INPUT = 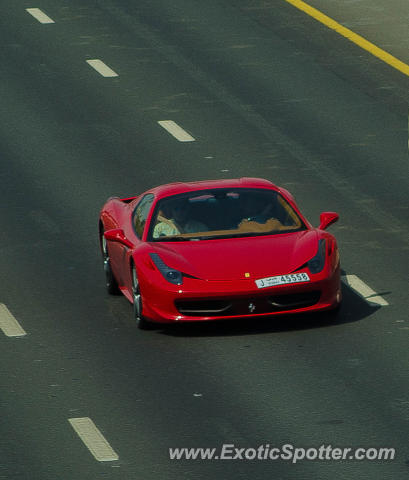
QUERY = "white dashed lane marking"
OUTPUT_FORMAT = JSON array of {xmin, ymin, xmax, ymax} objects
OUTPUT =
[
  {"xmin": 26, "ymin": 8, "xmax": 55, "ymax": 24},
  {"xmin": 0, "ymin": 304, "xmax": 27, "ymax": 337},
  {"xmin": 86, "ymin": 59, "xmax": 119, "ymax": 77},
  {"xmin": 158, "ymin": 120, "xmax": 196, "ymax": 142},
  {"xmin": 69, "ymin": 417, "xmax": 119, "ymax": 462},
  {"xmin": 342, "ymin": 275, "xmax": 389, "ymax": 306}
]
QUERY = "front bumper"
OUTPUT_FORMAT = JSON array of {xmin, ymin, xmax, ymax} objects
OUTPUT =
[{"xmin": 140, "ymin": 266, "xmax": 341, "ymax": 323}]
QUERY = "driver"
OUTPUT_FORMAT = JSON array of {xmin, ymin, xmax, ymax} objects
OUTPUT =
[{"xmin": 238, "ymin": 192, "xmax": 275, "ymax": 225}]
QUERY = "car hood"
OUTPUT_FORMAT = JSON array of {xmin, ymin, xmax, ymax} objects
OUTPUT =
[{"xmin": 152, "ymin": 230, "xmax": 318, "ymax": 281}]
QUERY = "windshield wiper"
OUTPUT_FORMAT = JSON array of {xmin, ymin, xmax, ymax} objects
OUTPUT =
[
  {"xmin": 154, "ymin": 236, "xmax": 199, "ymax": 242},
  {"xmin": 189, "ymin": 232, "xmax": 275, "ymax": 240},
  {"xmin": 189, "ymin": 233, "xmax": 251, "ymax": 240}
]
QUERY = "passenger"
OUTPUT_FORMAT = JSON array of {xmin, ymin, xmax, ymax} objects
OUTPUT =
[{"xmin": 153, "ymin": 198, "xmax": 208, "ymax": 238}]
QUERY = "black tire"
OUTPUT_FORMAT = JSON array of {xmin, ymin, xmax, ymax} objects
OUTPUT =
[
  {"xmin": 101, "ymin": 231, "xmax": 120, "ymax": 295},
  {"xmin": 131, "ymin": 265, "xmax": 153, "ymax": 330},
  {"xmin": 325, "ymin": 301, "xmax": 341, "ymax": 320}
]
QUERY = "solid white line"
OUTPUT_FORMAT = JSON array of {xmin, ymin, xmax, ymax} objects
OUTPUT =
[
  {"xmin": 342, "ymin": 275, "xmax": 389, "ymax": 306},
  {"xmin": 68, "ymin": 417, "xmax": 119, "ymax": 462},
  {"xmin": 86, "ymin": 60, "xmax": 119, "ymax": 77},
  {"xmin": 158, "ymin": 120, "xmax": 195, "ymax": 142},
  {"xmin": 0, "ymin": 304, "xmax": 26, "ymax": 337},
  {"xmin": 26, "ymin": 8, "xmax": 55, "ymax": 24}
]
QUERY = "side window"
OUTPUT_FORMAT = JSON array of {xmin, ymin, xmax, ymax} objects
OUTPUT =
[{"xmin": 133, "ymin": 194, "xmax": 154, "ymax": 238}]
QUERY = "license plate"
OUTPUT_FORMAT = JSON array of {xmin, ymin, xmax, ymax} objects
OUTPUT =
[{"xmin": 255, "ymin": 272, "xmax": 310, "ymax": 289}]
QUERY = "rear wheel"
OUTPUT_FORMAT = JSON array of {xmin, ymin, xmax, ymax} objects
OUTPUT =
[
  {"xmin": 101, "ymin": 232, "xmax": 119, "ymax": 295},
  {"xmin": 131, "ymin": 266, "xmax": 152, "ymax": 330}
]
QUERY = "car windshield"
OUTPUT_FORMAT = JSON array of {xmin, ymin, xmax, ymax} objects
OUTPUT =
[{"xmin": 148, "ymin": 188, "xmax": 307, "ymax": 241}]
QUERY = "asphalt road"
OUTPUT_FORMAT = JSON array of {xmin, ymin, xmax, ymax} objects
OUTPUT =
[{"xmin": 0, "ymin": 1, "xmax": 408, "ymax": 479}]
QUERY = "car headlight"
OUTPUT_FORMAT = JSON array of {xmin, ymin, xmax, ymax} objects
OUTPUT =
[
  {"xmin": 308, "ymin": 239, "xmax": 326, "ymax": 274},
  {"xmin": 149, "ymin": 253, "xmax": 183, "ymax": 285}
]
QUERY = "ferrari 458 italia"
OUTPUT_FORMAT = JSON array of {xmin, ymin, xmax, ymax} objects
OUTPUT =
[{"xmin": 99, "ymin": 178, "xmax": 341, "ymax": 328}]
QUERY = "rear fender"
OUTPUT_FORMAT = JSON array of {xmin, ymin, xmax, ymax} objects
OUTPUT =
[{"xmin": 120, "ymin": 196, "xmax": 138, "ymax": 203}]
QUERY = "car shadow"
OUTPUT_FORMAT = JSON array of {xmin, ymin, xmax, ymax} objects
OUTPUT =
[{"xmin": 157, "ymin": 279, "xmax": 381, "ymax": 338}]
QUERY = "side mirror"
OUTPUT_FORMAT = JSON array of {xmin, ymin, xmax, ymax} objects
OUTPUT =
[
  {"xmin": 319, "ymin": 212, "xmax": 339, "ymax": 230},
  {"xmin": 104, "ymin": 229, "xmax": 134, "ymax": 248}
]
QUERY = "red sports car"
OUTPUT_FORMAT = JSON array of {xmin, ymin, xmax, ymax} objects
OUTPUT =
[{"xmin": 99, "ymin": 178, "xmax": 341, "ymax": 328}]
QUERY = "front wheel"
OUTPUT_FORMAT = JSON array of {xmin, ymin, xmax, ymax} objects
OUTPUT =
[
  {"xmin": 131, "ymin": 266, "xmax": 152, "ymax": 330},
  {"xmin": 324, "ymin": 301, "xmax": 341, "ymax": 320},
  {"xmin": 101, "ymin": 232, "xmax": 119, "ymax": 295}
]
